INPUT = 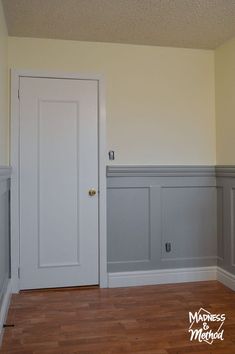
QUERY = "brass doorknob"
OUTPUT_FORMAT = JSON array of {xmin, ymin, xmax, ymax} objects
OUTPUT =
[{"xmin": 88, "ymin": 188, "xmax": 97, "ymax": 196}]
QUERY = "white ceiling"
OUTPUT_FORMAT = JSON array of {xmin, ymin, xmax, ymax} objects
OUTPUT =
[{"xmin": 3, "ymin": 0, "xmax": 235, "ymax": 49}]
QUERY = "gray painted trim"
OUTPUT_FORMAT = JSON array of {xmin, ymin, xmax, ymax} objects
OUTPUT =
[
  {"xmin": 231, "ymin": 188, "xmax": 235, "ymax": 268},
  {"xmin": 107, "ymin": 165, "xmax": 235, "ymax": 178},
  {"xmin": 0, "ymin": 278, "xmax": 9, "ymax": 308},
  {"xmin": 0, "ymin": 178, "xmax": 10, "ymax": 320},
  {"xmin": 0, "ymin": 167, "xmax": 11, "ymax": 179},
  {"xmin": 216, "ymin": 186, "xmax": 224, "ymax": 262},
  {"xmin": 107, "ymin": 165, "xmax": 215, "ymax": 177},
  {"xmin": 216, "ymin": 166, "xmax": 235, "ymax": 178}
]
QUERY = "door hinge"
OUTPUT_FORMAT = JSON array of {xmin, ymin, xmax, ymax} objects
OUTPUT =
[
  {"xmin": 18, "ymin": 267, "xmax": 20, "ymax": 278},
  {"xmin": 18, "ymin": 89, "xmax": 20, "ymax": 100}
]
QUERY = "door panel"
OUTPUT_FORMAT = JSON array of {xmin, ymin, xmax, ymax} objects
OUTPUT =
[
  {"xmin": 19, "ymin": 77, "xmax": 99, "ymax": 289},
  {"xmin": 39, "ymin": 100, "xmax": 79, "ymax": 267}
]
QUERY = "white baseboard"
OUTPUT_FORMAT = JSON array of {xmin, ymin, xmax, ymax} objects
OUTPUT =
[
  {"xmin": 0, "ymin": 279, "xmax": 12, "ymax": 346},
  {"xmin": 217, "ymin": 267, "xmax": 235, "ymax": 291},
  {"xmin": 108, "ymin": 266, "xmax": 217, "ymax": 288}
]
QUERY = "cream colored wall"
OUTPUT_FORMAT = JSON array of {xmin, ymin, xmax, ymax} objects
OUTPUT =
[
  {"xmin": 8, "ymin": 37, "xmax": 216, "ymax": 165},
  {"xmin": 0, "ymin": 1, "xmax": 8, "ymax": 165},
  {"xmin": 215, "ymin": 37, "xmax": 235, "ymax": 165}
]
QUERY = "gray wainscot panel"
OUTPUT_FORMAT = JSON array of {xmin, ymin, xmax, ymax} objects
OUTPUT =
[
  {"xmin": 216, "ymin": 166, "xmax": 235, "ymax": 275},
  {"xmin": 107, "ymin": 166, "xmax": 217, "ymax": 272},
  {"xmin": 217, "ymin": 186, "xmax": 224, "ymax": 263},
  {"xmin": 0, "ymin": 167, "xmax": 11, "ymax": 308}
]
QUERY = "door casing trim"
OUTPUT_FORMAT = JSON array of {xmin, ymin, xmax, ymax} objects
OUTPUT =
[{"xmin": 10, "ymin": 69, "xmax": 108, "ymax": 292}]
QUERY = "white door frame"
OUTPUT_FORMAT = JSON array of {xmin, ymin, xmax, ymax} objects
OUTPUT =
[{"xmin": 10, "ymin": 70, "xmax": 108, "ymax": 292}]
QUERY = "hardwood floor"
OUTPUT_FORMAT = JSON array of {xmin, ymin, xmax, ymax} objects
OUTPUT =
[{"xmin": 1, "ymin": 281, "xmax": 235, "ymax": 354}]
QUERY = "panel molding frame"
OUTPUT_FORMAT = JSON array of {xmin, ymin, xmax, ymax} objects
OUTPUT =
[
  {"xmin": 107, "ymin": 185, "xmax": 152, "ymax": 266},
  {"xmin": 10, "ymin": 69, "xmax": 107, "ymax": 291},
  {"xmin": 216, "ymin": 186, "xmax": 224, "ymax": 262},
  {"xmin": 160, "ymin": 185, "xmax": 217, "ymax": 263},
  {"xmin": 107, "ymin": 173, "xmax": 218, "ymax": 271},
  {"xmin": 107, "ymin": 184, "xmax": 163, "ymax": 271}
]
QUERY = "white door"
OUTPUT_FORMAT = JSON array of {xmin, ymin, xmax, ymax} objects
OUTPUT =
[{"xmin": 19, "ymin": 77, "xmax": 99, "ymax": 289}]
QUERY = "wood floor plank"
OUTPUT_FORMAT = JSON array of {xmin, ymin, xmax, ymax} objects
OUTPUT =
[{"xmin": 1, "ymin": 281, "xmax": 235, "ymax": 353}]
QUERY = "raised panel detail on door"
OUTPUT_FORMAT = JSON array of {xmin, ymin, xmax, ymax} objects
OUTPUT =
[
  {"xmin": 19, "ymin": 77, "xmax": 99, "ymax": 289},
  {"xmin": 39, "ymin": 100, "xmax": 80, "ymax": 268}
]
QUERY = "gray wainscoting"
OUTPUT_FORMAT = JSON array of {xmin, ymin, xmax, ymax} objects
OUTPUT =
[
  {"xmin": 0, "ymin": 167, "xmax": 11, "ymax": 308},
  {"xmin": 107, "ymin": 166, "xmax": 218, "ymax": 272},
  {"xmin": 0, "ymin": 165, "xmax": 234, "ymax": 290},
  {"xmin": 216, "ymin": 166, "xmax": 235, "ymax": 275}
]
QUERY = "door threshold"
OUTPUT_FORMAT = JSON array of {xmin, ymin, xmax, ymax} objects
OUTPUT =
[{"xmin": 20, "ymin": 285, "xmax": 99, "ymax": 293}]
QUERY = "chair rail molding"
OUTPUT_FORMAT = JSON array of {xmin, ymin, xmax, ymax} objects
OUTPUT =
[
  {"xmin": 107, "ymin": 165, "xmax": 216, "ymax": 177},
  {"xmin": 0, "ymin": 167, "xmax": 11, "ymax": 179},
  {"xmin": 216, "ymin": 166, "xmax": 235, "ymax": 178}
]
